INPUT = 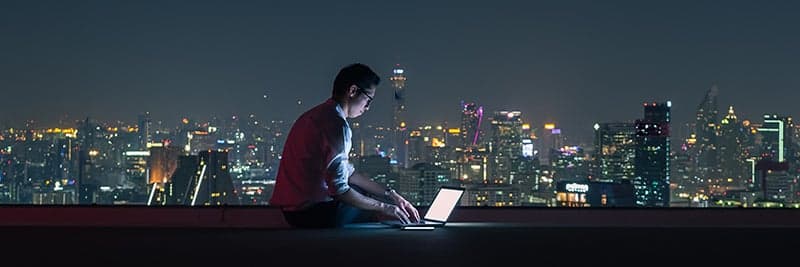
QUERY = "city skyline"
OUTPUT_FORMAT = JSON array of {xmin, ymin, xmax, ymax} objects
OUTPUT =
[
  {"xmin": 2, "ymin": 75, "xmax": 797, "ymax": 207},
  {"xmin": 0, "ymin": 91, "xmax": 790, "ymax": 148},
  {"xmin": 2, "ymin": 0, "xmax": 800, "ymax": 144}
]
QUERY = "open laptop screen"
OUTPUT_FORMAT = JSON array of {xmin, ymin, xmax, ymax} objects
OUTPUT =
[{"xmin": 424, "ymin": 188, "xmax": 464, "ymax": 222}]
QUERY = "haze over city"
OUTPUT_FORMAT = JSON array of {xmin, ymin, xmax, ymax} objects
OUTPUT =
[{"xmin": 2, "ymin": 0, "xmax": 799, "ymax": 143}]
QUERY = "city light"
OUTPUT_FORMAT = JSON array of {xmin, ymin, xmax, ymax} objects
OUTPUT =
[{"xmin": 0, "ymin": 73, "xmax": 794, "ymax": 211}]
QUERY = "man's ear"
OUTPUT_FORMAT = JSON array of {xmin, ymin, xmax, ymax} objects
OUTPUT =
[{"xmin": 348, "ymin": 85, "xmax": 359, "ymax": 98}]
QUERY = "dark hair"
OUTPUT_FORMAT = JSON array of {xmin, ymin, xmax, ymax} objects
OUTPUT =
[{"xmin": 332, "ymin": 63, "xmax": 380, "ymax": 101}]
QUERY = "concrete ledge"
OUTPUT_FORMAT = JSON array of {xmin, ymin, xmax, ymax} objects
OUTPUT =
[
  {"xmin": 1, "ymin": 206, "xmax": 800, "ymax": 228},
  {"xmin": 0, "ymin": 206, "xmax": 289, "ymax": 228},
  {"xmin": 449, "ymin": 208, "xmax": 800, "ymax": 227}
]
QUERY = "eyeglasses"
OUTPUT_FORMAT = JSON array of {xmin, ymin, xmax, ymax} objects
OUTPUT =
[{"xmin": 357, "ymin": 87, "xmax": 374, "ymax": 108}]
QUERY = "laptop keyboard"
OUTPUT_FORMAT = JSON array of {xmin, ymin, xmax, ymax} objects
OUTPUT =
[{"xmin": 384, "ymin": 219, "xmax": 440, "ymax": 226}]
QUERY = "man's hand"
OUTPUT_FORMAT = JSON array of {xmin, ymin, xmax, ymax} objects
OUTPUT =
[
  {"xmin": 380, "ymin": 203, "xmax": 411, "ymax": 224},
  {"xmin": 389, "ymin": 191, "xmax": 421, "ymax": 223}
]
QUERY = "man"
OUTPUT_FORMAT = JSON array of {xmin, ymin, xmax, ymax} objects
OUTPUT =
[{"xmin": 270, "ymin": 63, "xmax": 420, "ymax": 228}]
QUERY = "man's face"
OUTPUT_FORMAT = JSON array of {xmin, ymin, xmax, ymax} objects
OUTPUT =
[{"xmin": 349, "ymin": 85, "xmax": 375, "ymax": 118}]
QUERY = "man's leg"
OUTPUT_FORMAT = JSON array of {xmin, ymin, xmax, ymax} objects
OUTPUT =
[{"xmin": 282, "ymin": 201, "xmax": 338, "ymax": 228}]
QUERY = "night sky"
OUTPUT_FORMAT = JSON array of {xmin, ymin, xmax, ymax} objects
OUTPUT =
[{"xmin": 2, "ymin": 0, "xmax": 799, "ymax": 143}]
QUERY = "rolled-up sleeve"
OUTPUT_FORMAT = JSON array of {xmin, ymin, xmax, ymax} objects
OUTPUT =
[{"xmin": 322, "ymin": 122, "xmax": 352, "ymax": 196}]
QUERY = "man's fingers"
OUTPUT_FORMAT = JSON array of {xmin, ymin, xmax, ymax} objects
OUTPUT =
[
  {"xmin": 410, "ymin": 206, "xmax": 421, "ymax": 222},
  {"xmin": 403, "ymin": 203, "xmax": 420, "ymax": 222},
  {"xmin": 397, "ymin": 209, "xmax": 410, "ymax": 224},
  {"xmin": 407, "ymin": 204, "xmax": 419, "ymax": 221},
  {"xmin": 403, "ymin": 205, "xmax": 417, "ymax": 222}
]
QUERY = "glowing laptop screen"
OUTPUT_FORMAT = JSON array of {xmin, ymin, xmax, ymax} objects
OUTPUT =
[{"xmin": 424, "ymin": 188, "xmax": 464, "ymax": 222}]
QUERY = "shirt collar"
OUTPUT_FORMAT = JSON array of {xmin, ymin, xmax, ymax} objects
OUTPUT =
[{"xmin": 331, "ymin": 98, "xmax": 347, "ymax": 121}]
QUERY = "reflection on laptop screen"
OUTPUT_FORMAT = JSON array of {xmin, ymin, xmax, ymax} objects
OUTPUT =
[{"xmin": 424, "ymin": 188, "xmax": 464, "ymax": 222}]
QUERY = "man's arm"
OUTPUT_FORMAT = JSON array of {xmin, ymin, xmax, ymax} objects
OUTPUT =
[
  {"xmin": 334, "ymin": 187, "xmax": 411, "ymax": 224},
  {"xmin": 348, "ymin": 172, "xmax": 390, "ymax": 199},
  {"xmin": 348, "ymin": 172, "xmax": 420, "ymax": 222}
]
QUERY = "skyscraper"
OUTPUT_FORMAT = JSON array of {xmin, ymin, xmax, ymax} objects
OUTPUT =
[
  {"xmin": 390, "ymin": 64, "xmax": 408, "ymax": 168},
  {"xmin": 690, "ymin": 84, "xmax": 720, "ymax": 181},
  {"xmin": 490, "ymin": 111, "xmax": 524, "ymax": 185},
  {"xmin": 592, "ymin": 122, "xmax": 636, "ymax": 183},
  {"xmin": 633, "ymin": 101, "xmax": 671, "ymax": 207},
  {"xmin": 356, "ymin": 155, "xmax": 395, "ymax": 188},
  {"xmin": 148, "ymin": 146, "xmax": 182, "ymax": 184},
  {"xmin": 166, "ymin": 151, "xmax": 240, "ymax": 206},
  {"xmin": 758, "ymin": 114, "xmax": 794, "ymax": 163},
  {"xmin": 123, "ymin": 150, "xmax": 149, "ymax": 195},
  {"xmin": 512, "ymin": 155, "xmax": 541, "ymax": 205},
  {"xmin": 165, "ymin": 155, "xmax": 199, "ymax": 205},
  {"xmin": 406, "ymin": 125, "xmax": 448, "ymax": 168},
  {"xmin": 77, "ymin": 117, "xmax": 100, "ymax": 204},
  {"xmin": 138, "ymin": 112, "xmax": 153, "ymax": 150},
  {"xmin": 717, "ymin": 106, "xmax": 749, "ymax": 187},
  {"xmin": 0, "ymin": 151, "xmax": 11, "ymax": 203},
  {"xmin": 753, "ymin": 159, "xmax": 791, "ymax": 205},
  {"xmin": 460, "ymin": 102, "xmax": 484, "ymax": 150},
  {"xmin": 407, "ymin": 162, "xmax": 455, "ymax": 206},
  {"xmin": 540, "ymin": 123, "xmax": 565, "ymax": 165},
  {"xmin": 455, "ymin": 102, "xmax": 489, "ymax": 186},
  {"xmin": 195, "ymin": 150, "xmax": 239, "ymax": 205},
  {"xmin": 550, "ymin": 146, "xmax": 588, "ymax": 183}
]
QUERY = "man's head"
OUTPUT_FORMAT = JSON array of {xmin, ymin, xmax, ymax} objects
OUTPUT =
[{"xmin": 332, "ymin": 63, "xmax": 380, "ymax": 118}]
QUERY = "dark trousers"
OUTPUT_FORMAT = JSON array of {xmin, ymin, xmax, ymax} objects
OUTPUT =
[{"xmin": 281, "ymin": 186, "xmax": 379, "ymax": 228}]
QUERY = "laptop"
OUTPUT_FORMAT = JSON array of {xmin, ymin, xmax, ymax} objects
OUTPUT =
[{"xmin": 381, "ymin": 186, "xmax": 465, "ymax": 229}]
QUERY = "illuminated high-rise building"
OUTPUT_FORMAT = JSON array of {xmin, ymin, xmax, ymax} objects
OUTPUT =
[
  {"xmin": 356, "ymin": 155, "xmax": 395, "ymax": 188},
  {"xmin": 512, "ymin": 148, "xmax": 540, "ymax": 205},
  {"xmin": 592, "ymin": 122, "xmax": 636, "ymax": 183},
  {"xmin": 406, "ymin": 125, "xmax": 447, "ymax": 168},
  {"xmin": 164, "ymin": 155, "xmax": 199, "ymax": 205},
  {"xmin": 753, "ymin": 159, "xmax": 792, "ymax": 205},
  {"xmin": 456, "ymin": 146, "xmax": 489, "ymax": 185},
  {"xmin": 540, "ymin": 123, "xmax": 565, "ymax": 165},
  {"xmin": 717, "ymin": 106, "xmax": 749, "ymax": 187},
  {"xmin": 138, "ymin": 112, "xmax": 153, "ymax": 150},
  {"xmin": 148, "ymin": 146, "xmax": 182, "ymax": 184},
  {"xmin": 192, "ymin": 150, "xmax": 239, "ymax": 205},
  {"xmin": 690, "ymin": 84, "xmax": 720, "ymax": 181},
  {"xmin": 77, "ymin": 117, "xmax": 103, "ymax": 204},
  {"xmin": 454, "ymin": 102, "xmax": 489, "ymax": 187},
  {"xmin": 390, "ymin": 64, "xmax": 408, "ymax": 168},
  {"xmin": 671, "ymin": 146, "xmax": 697, "ymax": 204},
  {"xmin": 758, "ymin": 114, "xmax": 794, "ymax": 163},
  {"xmin": 163, "ymin": 151, "xmax": 239, "ymax": 206},
  {"xmin": 407, "ymin": 163, "xmax": 455, "ymax": 206},
  {"xmin": 460, "ymin": 102, "xmax": 484, "ymax": 149},
  {"xmin": 0, "ymin": 152, "xmax": 12, "ymax": 203},
  {"xmin": 407, "ymin": 129, "xmax": 424, "ymax": 167},
  {"xmin": 633, "ymin": 101, "xmax": 671, "ymax": 207},
  {"xmin": 123, "ymin": 150, "xmax": 149, "ymax": 194},
  {"xmin": 764, "ymin": 169, "xmax": 794, "ymax": 204},
  {"xmin": 550, "ymin": 145, "xmax": 588, "ymax": 183},
  {"xmin": 489, "ymin": 111, "xmax": 524, "ymax": 185}
]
